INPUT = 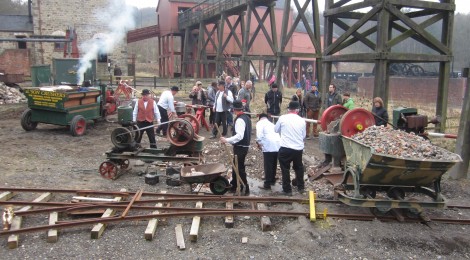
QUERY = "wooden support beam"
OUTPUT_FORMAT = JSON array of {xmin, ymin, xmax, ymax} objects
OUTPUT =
[
  {"xmin": 189, "ymin": 194, "xmax": 204, "ymax": 242},
  {"xmin": 144, "ymin": 191, "xmax": 166, "ymax": 241},
  {"xmin": 175, "ymin": 224, "xmax": 186, "ymax": 250},
  {"xmin": 257, "ymin": 203, "xmax": 271, "ymax": 231},
  {"xmin": 324, "ymin": 0, "xmax": 379, "ymax": 17},
  {"xmin": 91, "ymin": 189, "xmax": 126, "ymax": 239},
  {"xmin": 388, "ymin": 0, "xmax": 455, "ymax": 11},
  {"xmin": 225, "ymin": 201, "xmax": 234, "ymax": 228},
  {"xmin": 47, "ymin": 212, "xmax": 59, "ymax": 243},
  {"xmin": 8, "ymin": 192, "xmax": 52, "ymax": 249},
  {"xmin": 0, "ymin": 191, "xmax": 15, "ymax": 201}
]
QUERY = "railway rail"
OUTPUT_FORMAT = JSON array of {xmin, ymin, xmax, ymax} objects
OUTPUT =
[{"xmin": 1, "ymin": 187, "xmax": 470, "ymax": 249}]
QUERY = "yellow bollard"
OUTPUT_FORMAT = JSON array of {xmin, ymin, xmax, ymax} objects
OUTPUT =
[{"xmin": 309, "ymin": 191, "xmax": 316, "ymax": 222}]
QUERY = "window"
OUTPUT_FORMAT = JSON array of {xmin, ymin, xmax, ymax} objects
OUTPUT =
[{"xmin": 54, "ymin": 42, "xmax": 64, "ymax": 52}]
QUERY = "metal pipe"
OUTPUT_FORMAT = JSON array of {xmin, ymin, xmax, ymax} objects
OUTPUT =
[
  {"xmin": 0, "ymin": 38, "xmax": 72, "ymax": 42},
  {"xmin": 271, "ymin": 115, "xmax": 319, "ymax": 124},
  {"xmin": 424, "ymin": 132, "xmax": 457, "ymax": 139}
]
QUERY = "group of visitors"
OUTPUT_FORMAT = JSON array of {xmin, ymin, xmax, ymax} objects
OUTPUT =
[{"xmin": 131, "ymin": 75, "xmax": 389, "ymax": 197}]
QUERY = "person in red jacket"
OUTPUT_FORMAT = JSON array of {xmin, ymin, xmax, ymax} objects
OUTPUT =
[{"xmin": 132, "ymin": 89, "xmax": 161, "ymax": 148}]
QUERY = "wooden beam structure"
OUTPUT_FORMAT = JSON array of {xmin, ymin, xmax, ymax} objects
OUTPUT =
[{"xmin": 322, "ymin": 0, "xmax": 455, "ymax": 131}]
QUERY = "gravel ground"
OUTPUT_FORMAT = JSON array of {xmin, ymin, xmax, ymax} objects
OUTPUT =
[{"xmin": 1, "ymin": 103, "xmax": 470, "ymax": 259}]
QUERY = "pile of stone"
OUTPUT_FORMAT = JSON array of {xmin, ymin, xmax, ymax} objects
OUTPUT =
[
  {"xmin": 351, "ymin": 125, "xmax": 458, "ymax": 160},
  {"xmin": 0, "ymin": 82, "xmax": 27, "ymax": 104}
]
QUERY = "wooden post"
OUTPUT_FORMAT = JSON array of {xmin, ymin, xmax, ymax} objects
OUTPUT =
[
  {"xmin": 8, "ymin": 192, "xmax": 52, "ymax": 249},
  {"xmin": 47, "ymin": 212, "xmax": 59, "ymax": 243},
  {"xmin": 0, "ymin": 191, "xmax": 15, "ymax": 201},
  {"xmin": 91, "ymin": 188, "xmax": 126, "ymax": 239},
  {"xmin": 175, "ymin": 224, "xmax": 186, "ymax": 250},
  {"xmin": 189, "ymin": 193, "xmax": 204, "ymax": 242},
  {"xmin": 225, "ymin": 201, "xmax": 234, "ymax": 228},
  {"xmin": 144, "ymin": 191, "xmax": 166, "ymax": 240},
  {"xmin": 257, "ymin": 203, "xmax": 271, "ymax": 231},
  {"xmin": 449, "ymin": 68, "xmax": 470, "ymax": 179}
]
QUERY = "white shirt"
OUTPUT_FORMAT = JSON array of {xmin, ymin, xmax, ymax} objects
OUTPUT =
[
  {"xmin": 157, "ymin": 90, "xmax": 176, "ymax": 112},
  {"xmin": 132, "ymin": 100, "xmax": 161, "ymax": 122},
  {"xmin": 274, "ymin": 113, "xmax": 306, "ymax": 150},
  {"xmin": 256, "ymin": 118, "xmax": 281, "ymax": 152},
  {"xmin": 213, "ymin": 90, "xmax": 234, "ymax": 112},
  {"xmin": 225, "ymin": 114, "xmax": 247, "ymax": 146}
]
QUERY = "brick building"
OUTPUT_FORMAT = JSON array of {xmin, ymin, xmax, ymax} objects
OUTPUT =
[{"xmin": 0, "ymin": 0, "xmax": 128, "ymax": 79}]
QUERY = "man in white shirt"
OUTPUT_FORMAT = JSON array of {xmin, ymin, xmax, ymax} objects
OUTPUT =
[
  {"xmin": 221, "ymin": 100, "xmax": 251, "ymax": 195},
  {"xmin": 256, "ymin": 113, "xmax": 281, "ymax": 190},
  {"xmin": 132, "ymin": 89, "xmax": 161, "ymax": 148},
  {"xmin": 210, "ymin": 80, "xmax": 233, "ymax": 138},
  {"xmin": 274, "ymin": 101, "xmax": 307, "ymax": 196},
  {"xmin": 156, "ymin": 86, "xmax": 179, "ymax": 136}
]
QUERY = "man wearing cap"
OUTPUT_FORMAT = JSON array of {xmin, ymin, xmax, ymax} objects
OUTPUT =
[
  {"xmin": 274, "ymin": 101, "xmax": 306, "ymax": 196},
  {"xmin": 256, "ymin": 113, "xmax": 281, "ymax": 190},
  {"xmin": 156, "ymin": 86, "xmax": 179, "ymax": 136},
  {"xmin": 211, "ymin": 80, "xmax": 233, "ymax": 138},
  {"xmin": 264, "ymin": 83, "xmax": 282, "ymax": 122},
  {"xmin": 221, "ymin": 100, "xmax": 252, "ymax": 195},
  {"xmin": 132, "ymin": 89, "xmax": 161, "ymax": 148}
]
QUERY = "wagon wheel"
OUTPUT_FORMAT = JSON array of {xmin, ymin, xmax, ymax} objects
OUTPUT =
[
  {"xmin": 209, "ymin": 176, "xmax": 230, "ymax": 195},
  {"xmin": 370, "ymin": 207, "xmax": 391, "ymax": 216},
  {"xmin": 386, "ymin": 187, "xmax": 405, "ymax": 200},
  {"xmin": 99, "ymin": 161, "xmax": 118, "ymax": 180},
  {"xmin": 408, "ymin": 65, "xmax": 425, "ymax": 77},
  {"xmin": 360, "ymin": 186, "xmax": 377, "ymax": 199},
  {"xmin": 20, "ymin": 109, "xmax": 38, "ymax": 131},
  {"xmin": 178, "ymin": 114, "xmax": 200, "ymax": 134},
  {"xmin": 118, "ymin": 159, "xmax": 130, "ymax": 170},
  {"xmin": 70, "ymin": 115, "xmax": 87, "ymax": 136},
  {"xmin": 167, "ymin": 119, "xmax": 195, "ymax": 147}
]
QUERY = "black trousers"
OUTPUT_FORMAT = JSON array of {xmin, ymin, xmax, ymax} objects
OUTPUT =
[
  {"xmin": 208, "ymin": 108, "xmax": 215, "ymax": 125},
  {"xmin": 156, "ymin": 105, "xmax": 169, "ymax": 135},
  {"xmin": 263, "ymin": 152, "xmax": 278, "ymax": 187},
  {"xmin": 212, "ymin": 111, "xmax": 228, "ymax": 136},
  {"xmin": 136, "ymin": 121, "xmax": 157, "ymax": 148},
  {"xmin": 230, "ymin": 146, "xmax": 249, "ymax": 191},
  {"xmin": 278, "ymin": 147, "xmax": 304, "ymax": 192}
]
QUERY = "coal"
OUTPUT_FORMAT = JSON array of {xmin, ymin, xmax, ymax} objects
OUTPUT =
[{"xmin": 350, "ymin": 125, "xmax": 458, "ymax": 160}]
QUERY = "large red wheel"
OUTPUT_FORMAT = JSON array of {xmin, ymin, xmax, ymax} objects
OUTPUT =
[
  {"xmin": 340, "ymin": 108, "xmax": 375, "ymax": 137},
  {"xmin": 320, "ymin": 105, "xmax": 348, "ymax": 131},
  {"xmin": 99, "ymin": 161, "xmax": 118, "ymax": 180},
  {"xmin": 167, "ymin": 119, "xmax": 195, "ymax": 147},
  {"xmin": 178, "ymin": 114, "xmax": 200, "ymax": 134},
  {"xmin": 70, "ymin": 115, "xmax": 87, "ymax": 136}
]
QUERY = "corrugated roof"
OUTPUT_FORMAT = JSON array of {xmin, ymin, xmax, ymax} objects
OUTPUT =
[{"xmin": 0, "ymin": 15, "xmax": 33, "ymax": 32}]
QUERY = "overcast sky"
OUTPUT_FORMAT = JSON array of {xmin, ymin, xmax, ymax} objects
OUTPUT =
[{"xmin": 125, "ymin": 0, "xmax": 470, "ymax": 14}]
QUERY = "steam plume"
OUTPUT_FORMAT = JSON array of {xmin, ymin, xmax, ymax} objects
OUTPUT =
[{"xmin": 77, "ymin": 0, "xmax": 136, "ymax": 84}]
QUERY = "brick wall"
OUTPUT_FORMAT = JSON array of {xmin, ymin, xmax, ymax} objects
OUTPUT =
[
  {"xmin": 31, "ymin": 0, "xmax": 128, "ymax": 75},
  {"xmin": 357, "ymin": 77, "xmax": 467, "ymax": 108},
  {"xmin": 0, "ymin": 49, "xmax": 31, "ymax": 76}
]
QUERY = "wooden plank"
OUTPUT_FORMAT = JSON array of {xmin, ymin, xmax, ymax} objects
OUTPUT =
[
  {"xmin": 8, "ymin": 192, "xmax": 52, "ymax": 249},
  {"xmin": 144, "ymin": 191, "xmax": 166, "ymax": 241},
  {"xmin": 0, "ymin": 191, "xmax": 15, "ymax": 201},
  {"xmin": 91, "ymin": 189, "xmax": 126, "ymax": 239},
  {"xmin": 257, "ymin": 203, "xmax": 271, "ymax": 231},
  {"xmin": 189, "ymin": 194, "xmax": 204, "ymax": 242},
  {"xmin": 175, "ymin": 224, "xmax": 185, "ymax": 250},
  {"xmin": 225, "ymin": 201, "xmax": 234, "ymax": 228},
  {"xmin": 47, "ymin": 212, "xmax": 59, "ymax": 243}
]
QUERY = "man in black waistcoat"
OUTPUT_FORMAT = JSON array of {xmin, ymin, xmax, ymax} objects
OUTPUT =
[{"xmin": 220, "ymin": 100, "xmax": 252, "ymax": 196}]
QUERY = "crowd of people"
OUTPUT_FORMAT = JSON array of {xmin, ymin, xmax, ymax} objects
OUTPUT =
[{"xmin": 132, "ymin": 75, "xmax": 388, "ymax": 196}]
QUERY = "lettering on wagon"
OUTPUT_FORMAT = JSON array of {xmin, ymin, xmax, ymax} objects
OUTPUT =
[{"xmin": 25, "ymin": 89, "xmax": 66, "ymax": 108}]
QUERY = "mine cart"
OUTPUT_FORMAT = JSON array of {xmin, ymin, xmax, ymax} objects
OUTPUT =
[
  {"xmin": 21, "ymin": 84, "xmax": 107, "ymax": 136},
  {"xmin": 180, "ymin": 163, "xmax": 229, "ymax": 195},
  {"xmin": 334, "ymin": 109, "xmax": 462, "ymax": 215}
]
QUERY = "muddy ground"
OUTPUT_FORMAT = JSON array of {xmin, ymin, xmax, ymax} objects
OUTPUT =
[{"xmin": 1, "ymin": 102, "xmax": 470, "ymax": 259}]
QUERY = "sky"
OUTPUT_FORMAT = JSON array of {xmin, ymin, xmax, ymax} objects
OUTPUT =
[{"xmin": 125, "ymin": 0, "xmax": 470, "ymax": 14}]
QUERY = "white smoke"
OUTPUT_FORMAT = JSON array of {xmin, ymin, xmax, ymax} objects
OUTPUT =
[{"xmin": 77, "ymin": 0, "xmax": 136, "ymax": 85}]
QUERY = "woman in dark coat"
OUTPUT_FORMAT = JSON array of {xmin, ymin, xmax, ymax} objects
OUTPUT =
[{"xmin": 372, "ymin": 97, "xmax": 389, "ymax": 126}]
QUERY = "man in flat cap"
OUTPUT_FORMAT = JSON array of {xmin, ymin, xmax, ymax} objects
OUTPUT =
[
  {"xmin": 133, "ymin": 89, "xmax": 161, "ymax": 148},
  {"xmin": 274, "ymin": 101, "xmax": 306, "ymax": 196},
  {"xmin": 156, "ymin": 86, "xmax": 179, "ymax": 136},
  {"xmin": 220, "ymin": 100, "xmax": 252, "ymax": 196}
]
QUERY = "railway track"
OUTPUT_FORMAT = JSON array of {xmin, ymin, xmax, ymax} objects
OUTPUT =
[{"xmin": 0, "ymin": 187, "xmax": 469, "ymax": 248}]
